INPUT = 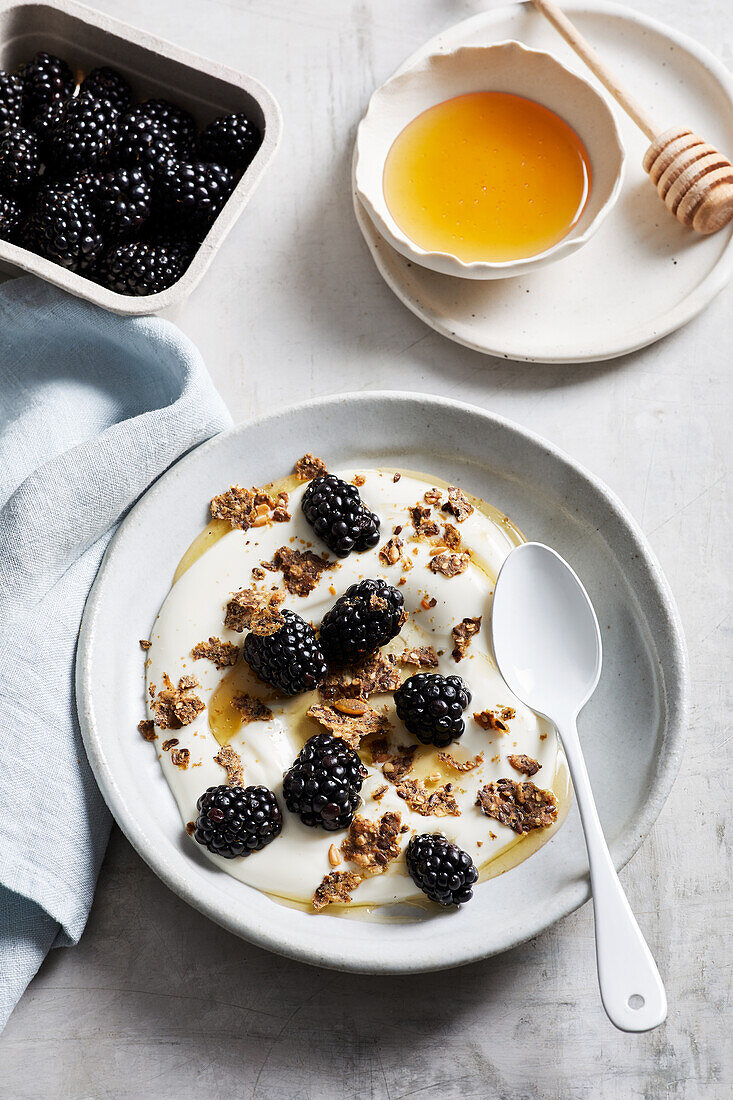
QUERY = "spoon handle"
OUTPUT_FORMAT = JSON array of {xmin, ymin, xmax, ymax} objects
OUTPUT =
[{"xmin": 558, "ymin": 718, "xmax": 667, "ymax": 1032}]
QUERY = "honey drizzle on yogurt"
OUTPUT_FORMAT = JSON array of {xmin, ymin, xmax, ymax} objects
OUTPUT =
[{"xmin": 151, "ymin": 467, "xmax": 570, "ymax": 919}]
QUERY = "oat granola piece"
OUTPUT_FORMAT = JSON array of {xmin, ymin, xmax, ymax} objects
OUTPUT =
[
  {"xmin": 429, "ymin": 551, "xmax": 470, "ymax": 578},
  {"xmin": 264, "ymin": 546, "xmax": 332, "ymax": 597},
  {"xmin": 214, "ymin": 744, "xmax": 244, "ymax": 786},
  {"xmin": 398, "ymin": 645, "xmax": 439, "ymax": 669},
  {"xmin": 224, "ymin": 587, "xmax": 286, "ymax": 634},
  {"xmin": 152, "ymin": 674, "xmax": 205, "ymax": 730},
  {"xmin": 171, "ymin": 746, "xmax": 190, "ymax": 769},
  {"xmin": 139, "ymin": 638, "xmax": 151, "ymax": 650},
  {"xmin": 381, "ymin": 745, "xmax": 417, "ymax": 783},
  {"xmin": 312, "ymin": 870, "xmax": 363, "ymax": 910},
  {"xmin": 294, "ymin": 453, "xmax": 328, "ymax": 480},
  {"xmin": 476, "ymin": 778, "xmax": 557, "ymax": 834},
  {"xmin": 210, "ymin": 484, "xmax": 258, "ymax": 529},
  {"xmin": 409, "ymin": 503, "xmax": 440, "ymax": 538},
  {"xmin": 437, "ymin": 750, "xmax": 483, "ymax": 773},
  {"xmin": 318, "ymin": 650, "xmax": 402, "ymax": 701},
  {"xmin": 231, "ymin": 693, "xmax": 273, "ymax": 724},
  {"xmin": 367, "ymin": 738, "xmax": 391, "ymax": 764},
  {"xmin": 378, "ymin": 535, "xmax": 404, "ymax": 567},
  {"xmin": 443, "ymin": 523, "xmax": 461, "ymax": 551},
  {"xmin": 441, "ymin": 486, "xmax": 474, "ymax": 523},
  {"xmin": 423, "ymin": 488, "xmax": 442, "ymax": 506},
  {"xmin": 307, "ymin": 700, "xmax": 391, "ymax": 750},
  {"xmin": 272, "ymin": 491, "xmax": 290, "ymax": 522},
  {"xmin": 508, "ymin": 754, "xmax": 541, "ymax": 777},
  {"xmin": 341, "ymin": 811, "xmax": 403, "ymax": 872},
  {"xmin": 451, "ymin": 616, "xmax": 482, "ymax": 661},
  {"xmin": 137, "ymin": 719, "xmax": 156, "ymax": 742},
  {"xmin": 372, "ymin": 784, "xmax": 388, "ymax": 801},
  {"xmin": 395, "ymin": 778, "xmax": 461, "ymax": 817},
  {"xmin": 191, "ymin": 636, "xmax": 240, "ymax": 669},
  {"xmin": 473, "ymin": 709, "xmax": 510, "ymax": 733}
]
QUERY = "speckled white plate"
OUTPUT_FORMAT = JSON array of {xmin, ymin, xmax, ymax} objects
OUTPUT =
[
  {"xmin": 76, "ymin": 393, "xmax": 688, "ymax": 973},
  {"xmin": 353, "ymin": 0, "xmax": 733, "ymax": 362}
]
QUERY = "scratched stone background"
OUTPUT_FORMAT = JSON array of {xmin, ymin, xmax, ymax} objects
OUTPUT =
[{"xmin": 0, "ymin": 1, "xmax": 730, "ymax": 1097}]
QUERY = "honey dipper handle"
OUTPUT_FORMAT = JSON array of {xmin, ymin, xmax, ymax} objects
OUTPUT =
[{"xmin": 530, "ymin": 0, "xmax": 659, "ymax": 141}]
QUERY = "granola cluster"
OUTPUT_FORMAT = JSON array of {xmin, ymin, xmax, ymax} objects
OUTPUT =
[
  {"xmin": 476, "ymin": 779, "xmax": 557, "ymax": 834},
  {"xmin": 307, "ymin": 699, "xmax": 391, "ymax": 750},
  {"xmin": 318, "ymin": 651, "xmax": 401, "ymax": 700},
  {"xmin": 151, "ymin": 674, "xmax": 205, "ymax": 730},
  {"xmin": 224, "ymin": 587, "xmax": 285, "ymax": 635},
  {"xmin": 262, "ymin": 545, "xmax": 332, "ymax": 597},
  {"xmin": 191, "ymin": 636, "xmax": 240, "ymax": 669},
  {"xmin": 451, "ymin": 616, "xmax": 482, "ymax": 661},
  {"xmin": 210, "ymin": 485, "xmax": 290, "ymax": 530},
  {"xmin": 294, "ymin": 453, "xmax": 328, "ymax": 480}
]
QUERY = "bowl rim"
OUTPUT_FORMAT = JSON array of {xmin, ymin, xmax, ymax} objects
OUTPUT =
[
  {"xmin": 76, "ymin": 390, "xmax": 688, "ymax": 974},
  {"xmin": 354, "ymin": 39, "xmax": 626, "ymax": 277},
  {"xmin": 0, "ymin": 0, "xmax": 282, "ymax": 315}
]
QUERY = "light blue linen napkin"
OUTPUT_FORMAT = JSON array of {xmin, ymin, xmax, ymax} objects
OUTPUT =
[{"xmin": 0, "ymin": 277, "xmax": 231, "ymax": 1029}]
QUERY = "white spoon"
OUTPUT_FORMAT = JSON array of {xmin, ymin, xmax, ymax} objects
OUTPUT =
[{"xmin": 490, "ymin": 542, "xmax": 667, "ymax": 1032}]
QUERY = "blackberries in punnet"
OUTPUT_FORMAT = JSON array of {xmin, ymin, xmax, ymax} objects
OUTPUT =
[
  {"xmin": 198, "ymin": 112, "xmax": 262, "ymax": 169},
  {"xmin": 0, "ymin": 71, "xmax": 23, "ymax": 129},
  {"xmin": 30, "ymin": 186, "xmax": 104, "ymax": 273},
  {"xmin": 406, "ymin": 833, "xmax": 478, "ymax": 906},
  {"xmin": 97, "ymin": 240, "xmax": 187, "ymax": 296},
  {"xmin": 81, "ymin": 66, "xmax": 132, "ymax": 113},
  {"xmin": 193, "ymin": 785, "xmax": 283, "ymax": 859},
  {"xmin": 319, "ymin": 578, "xmax": 405, "ymax": 665},
  {"xmin": 157, "ymin": 159, "xmax": 235, "ymax": 224},
  {"xmin": 97, "ymin": 166, "xmax": 152, "ymax": 237},
  {"xmin": 0, "ymin": 124, "xmax": 41, "ymax": 191},
  {"xmin": 0, "ymin": 193, "xmax": 24, "ymax": 242},
  {"xmin": 243, "ymin": 609, "xmax": 327, "ymax": 696},
  {"xmin": 283, "ymin": 733, "xmax": 367, "ymax": 831},
  {"xmin": 19, "ymin": 52, "xmax": 74, "ymax": 120},
  {"xmin": 127, "ymin": 98, "xmax": 196, "ymax": 151},
  {"xmin": 301, "ymin": 474, "xmax": 381, "ymax": 557},
  {"xmin": 394, "ymin": 673, "xmax": 471, "ymax": 747},
  {"xmin": 113, "ymin": 113, "xmax": 178, "ymax": 176},
  {"xmin": 46, "ymin": 92, "xmax": 119, "ymax": 172}
]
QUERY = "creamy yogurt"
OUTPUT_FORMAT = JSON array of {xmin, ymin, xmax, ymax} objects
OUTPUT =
[{"xmin": 145, "ymin": 468, "xmax": 566, "ymax": 912}]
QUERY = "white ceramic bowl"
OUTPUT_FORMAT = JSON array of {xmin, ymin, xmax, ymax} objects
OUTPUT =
[
  {"xmin": 354, "ymin": 41, "xmax": 625, "ymax": 280},
  {"xmin": 76, "ymin": 392, "xmax": 687, "ymax": 974}
]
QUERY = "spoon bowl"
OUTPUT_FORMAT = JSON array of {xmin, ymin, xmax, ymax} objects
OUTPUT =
[
  {"xmin": 491, "ymin": 542, "xmax": 667, "ymax": 1033},
  {"xmin": 491, "ymin": 542, "xmax": 601, "ymax": 722}
]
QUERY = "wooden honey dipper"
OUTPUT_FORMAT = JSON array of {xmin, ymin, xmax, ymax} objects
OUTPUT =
[{"xmin": 531, "ymin": 0, "xmax": 733, "ymax": 234}]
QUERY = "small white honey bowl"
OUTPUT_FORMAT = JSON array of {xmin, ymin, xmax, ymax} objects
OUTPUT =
[{"xmin": 354, "ymin": 41, "xmax": 625, "ymax": 280}]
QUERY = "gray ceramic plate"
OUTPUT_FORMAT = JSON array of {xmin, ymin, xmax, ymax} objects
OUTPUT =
[{"xmin": 76, "ymin": 393, "xmax": 688, "ymax": 973}]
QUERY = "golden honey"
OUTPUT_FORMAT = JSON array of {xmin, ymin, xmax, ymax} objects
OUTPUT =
[{"xmin": 383, "ymin": 91, "xmax": 592, "ymax": 263}]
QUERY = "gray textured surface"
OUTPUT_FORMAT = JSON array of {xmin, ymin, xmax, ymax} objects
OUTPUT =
[{"xmin": 1, "ymin": 0, "xmax": 731, "ymax": 1096}]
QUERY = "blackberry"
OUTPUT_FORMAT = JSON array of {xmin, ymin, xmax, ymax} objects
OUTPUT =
[
  {"xmin": 113, "ymin": 113, "xmax": 178, "ymax": 176},
  {"xmin": 283, "ymin": 732, "xmax": 366, "ymax": 831},
  {"xmin": 97, "ymin": 166, "xmax": 152, "ymax": 237},
  {"xmin": 46, "ymin": 92, "xmax": 119, "ymax": 172},
  {"xmin": 127, "ymin": 99, "xmax": 196, "ymax": 150},
  {"xmin": 97, "ymin": 239, "xmax": 186, "ymax": 295},
  {"xmin": 157, "ymin": 159, "xmax": 234, "ymax": 224},
  {"xmin": 198, "ymin": 112, "xmax": 262, "ymax": 170},
  {"xmin": 243, "ymin": 609, "xmax": 327, "ymax": 696},
  {"xmin": 80, "ymin": 66, "xmax": 132, "ymax": 112},
  {"xmin": 319, "ymin": 578, "xmax": 405, "ymax": 665},
  {"xmin": 302, "ymin": 474, "xmax": 381, "ymax": 557},
  {"xmin": 0, "ymin": 71, "xmax": 23, "ymax": 128},
  {"xmin": 30, "ymin": 185, "xmax": 104, "ymax": 272},
  {"xmin": 193, "ymin": 784, "xmax": 282, "ymax": 858},
  {"xmin": 394, "ymin": 673, "xmax": 471, "ymax": 748},
  {"xmin": 18, "ymin": 52, "xmax": 74, "ymax": 120},
  {"xmin": 0, "ymin": 193, "xmax": 24, "ymax": 242},
  {"xmin": 406, "ymin": 833, "xmax": 478, "ymax": 906},
  {"xmin": 0, "ymin": 124, "xmax": 40, "ymax": 191}
]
